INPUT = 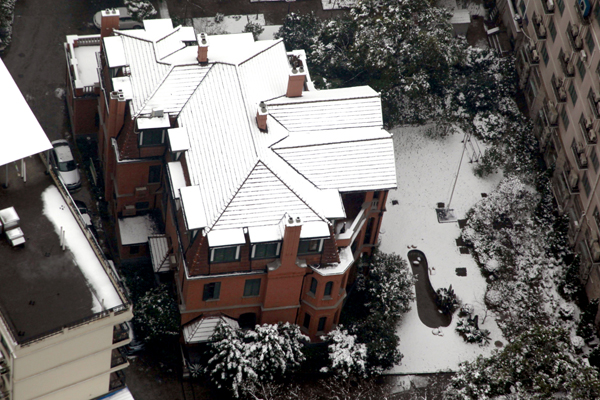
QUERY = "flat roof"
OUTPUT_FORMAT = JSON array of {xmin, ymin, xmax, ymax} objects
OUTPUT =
[
  {"xmin": 0, "ymin": 156, "xmax": 125, "ymax": 344},
  {"xmin": 0, "ymin": 58, "xmax": 52, "ymax": 166}
]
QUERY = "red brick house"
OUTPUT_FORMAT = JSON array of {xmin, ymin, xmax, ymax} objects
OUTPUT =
[{"xmin": 69, "ymin": 11, "xmax": 397, "ymax": 341}]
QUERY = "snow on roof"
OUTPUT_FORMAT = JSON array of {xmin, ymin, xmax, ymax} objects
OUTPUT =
[
  {"xmin": 451, "ymin": 9, "xmax": 471, "ymax": 24},
  {"xmin": 180, "ymin": 185, "xmax": 208, "ymax": 230},
  {"xmin": 103, "ymin": 36, "xmax": 127, "ymax": 68},
  {"xmin": 248, "ymin": 225, "xmax": 283, "ymax": 243},
  {"xmin": 168, "ymin": 127, "xmax": 190, "ymax": 153},
  {"xmin": 112, "ymin": 77, "xmax": 134, "ymax": 100},
  {"xmin": 118, "ymin": 214, "xmax": 160, "ymax": 245},
  {"xmin": 310, "ymin": 246, "xmax": 354, "ymax": 276},
  {"xmin": 183, "ymin": 315, "xmax": 240, "ymax": 344},
  {"xmin": 149, "ymin": 234, "xmax": 170, "ymax": 273},
  {"xmin": 0, "ymin": 58, "xmax": 52, "ymax": 166},
  {"xmin": 136, "ymin": 113, "xmax": 170, "ymax": 129},
  {"xmin": 266, "ymin": 87, "xmax": 383, "ymax": 132},
  {"xmin": 166, "ymin": 161, "xmax": 187, "ymax": 199},
  {"xmin": 274, "ymin": 137, "xmax": 397, "ymax": 192},
  {"xmin": 42, "ymin": 186, "xmax": 123, "ymax": 312},
  {"xmin": 142, "ymin": 19, "xmax": 175, "ymax": 40},
  {"xmin": 207, "ymin": 228, "xmax": 246, "ymax": 247},
  {"xmin": 299, "ymin": 221, "xmax": 330, "ymax": 238}
]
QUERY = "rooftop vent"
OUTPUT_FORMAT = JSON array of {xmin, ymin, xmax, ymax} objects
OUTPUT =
[
  {"xmin": 197, "ymin": 32, "xmax": 209, "ymax": 65},
  {"xmin": 256, "ymin": 101, "xmax": 268, "ymax": 132}
]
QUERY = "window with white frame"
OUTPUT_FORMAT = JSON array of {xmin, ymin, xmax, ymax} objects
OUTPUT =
[
  {"xmin": 210, "ymin": 246, "xmax": 240, "ymax": 263},
  {"xmin": 298, "ymin": 238, "xmax": 324, "ymax": 255}
]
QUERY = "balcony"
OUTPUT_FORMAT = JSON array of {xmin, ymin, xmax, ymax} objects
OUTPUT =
[
  {"xmin": 568, "ymin": 23, "xmax": 584, "ymax": 51},
  {"xmin": 527, "ymin": 41, "xmax": 540, "ymax": 65},
  {"xmin": 551, "ymin": 75, "xmax": 568, "ymax": 103},
  {"xmin": 0, "ymin": 358, "xmax": 7, "ymax": 376},
  {"xmin": 109, "ymin": 370, "xmax": 126, "ymax": 391},
  {"xmin": 112, "ymin": 323, "xmax": 130, "ymax": 345},
  {"xmin": 541, "ymin": 0, "xmax": 555, "ymax": 13},
  {"xmin": 541, "ymin": 100, "xmax": 559, "ymax": 126},
  {"xmin": 574, "ymin": 0, "xmax": 593, "ymax": 25},
  {"xmin": 539, "ymin": 126, "xmax": 555, "ymax": 150},
  {"xmin": 572, "ymin": 141, "xmax": 589, "ymax": 169},
  {"xmin": 588, "ymin": 90, "xmax": 600, "ymax": 119},
  {"xmin": 335, "ymin": 205, "xmax": 368, "ymax": 248},
  {"xmin": 562, "ymin": 168, "xmax": 580, "ymax": 194},
  {"xmin": 111, "ymin": 348, "xmax": 128, "ymax": 369},
  {"xmin": 579, "ymin": 116, "xmax": 598, "ymax": 145}
]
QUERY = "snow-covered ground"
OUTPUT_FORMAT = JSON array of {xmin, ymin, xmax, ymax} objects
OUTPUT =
[
  {"xmin": 380, "ymin": 125, "xmax": 505, "ymax": 374},
  {"xmin": 191, "ymin": 15, "xmax": 281, "ymax": 41},
  {"xmin": 42, "ymin": 186, "xmax": 122, "ymax": 312}
]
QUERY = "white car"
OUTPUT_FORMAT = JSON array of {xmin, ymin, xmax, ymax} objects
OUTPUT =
[
  {"xmin": 93, "ymin": 8, "xmax": 143, "ymax": 30},
  {"xmin": 50, "ymin": 140, "xmax": 82, "ymax": 191}
]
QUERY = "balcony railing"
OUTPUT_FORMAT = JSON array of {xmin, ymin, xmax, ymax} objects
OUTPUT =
[
  {"xmin": 109, "ymin": 370, "xmax": 126, "ymax": 391},
  {"xmin": 541, "ymin": 100, "xmax": 559, "ymax": 126},
  {"xmin": 113, "ymin": 323, "xmax": 130, "ymax": 345},
  {"xmin": 562, "ymin": 168, "xmax": 580, "ymax": 194},
  {"xmin": 574, "ymin": 0, "xmax": 592, "ymax": 25},
  {"xmin": 580, "ymin": 116, "xmax": 598, "ymax": 145},
  {"xmin": 111, "ymin": 348, "xmax": 128, "ymax": 369},
  {"xmin": 572, "ymin": 141, "xmax": 589, "ymax": 169},
  {"xmin": 589, "ymin": 90, "xmax": 600, "ymax": 119},
  {"xmin": 532, "ymin": 14, "xmax": 547, "ymax": 39},
  {"xmin": 552, "ymin": 75, "xmax": 568, "ymax": 103},
  {"xmin": 568, "ymin": 23, "xmax": 584, "ymax": 51}
]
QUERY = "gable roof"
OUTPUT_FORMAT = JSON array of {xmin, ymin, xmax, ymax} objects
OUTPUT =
[{"xmin": 112, "ymin": 22, "xmax": 397, "ymax": 243}]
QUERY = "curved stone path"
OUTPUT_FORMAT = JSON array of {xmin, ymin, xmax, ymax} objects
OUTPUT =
[{"xmin": 408, "ymin": 249, "xmax": 452, "ymax": 328}]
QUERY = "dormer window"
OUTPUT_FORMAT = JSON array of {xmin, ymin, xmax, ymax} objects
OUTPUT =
[
  {"xmin": 298, "ymin": 238, "xmax": 324, "ymax": 255},
  {"xmin": 210, "ymin": 246, "xmax": 241, "ymax": 263},
  {"xmin": 251, "ymin": 242, "xmax": 281, "ymax": 259},
  {"xmin": 139, "ymin": 129, "xmax": 165, "ymax": 147}
]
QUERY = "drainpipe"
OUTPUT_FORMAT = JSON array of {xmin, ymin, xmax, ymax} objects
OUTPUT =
[{"xmin": 295, "ymin": 269, "xmax": 314, "ymax": 326}]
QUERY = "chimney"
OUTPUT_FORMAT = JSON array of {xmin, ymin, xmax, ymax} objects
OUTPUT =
[
  {"xmin": 101, "ymin": 9, "xmax": 120, "ymax": 39},
  {"xmin": 280, "ymin": 215, "xmax": 302, "ymax": 268},
  {"xmin": 256, "ymin": 102, "xmax": 268, "ymax": 131},
  {"xmin": 197, "ymin": 33, "xmax": 209, "ymax": 65},
  {"xmin": 286, "ymin": 55, "xmax": 306, "ymax": 98}
]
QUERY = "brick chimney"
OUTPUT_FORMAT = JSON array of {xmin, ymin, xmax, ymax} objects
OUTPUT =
[
  {"xmin": 101, "ymin": 9, "xmax": 120, "ymax": 39},
  {"xmin": 256, "ymin": 101, "xmax": 268, "ymax": 131},
  {"xmin": 197, "ymin": 33, "xmax": 209, "ymax": 65},
  {"xmin": 286, "ymin": 55, "xmax": 306, "ymax": 98},
  {"xmin": 280, "ymin": 215, "xmax": 302, "ymax": 268}
]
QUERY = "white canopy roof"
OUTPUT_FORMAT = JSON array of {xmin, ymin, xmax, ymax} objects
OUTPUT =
[{"xmin": 0, "ymin": 58, "xmax": 52, "ymax": 166}]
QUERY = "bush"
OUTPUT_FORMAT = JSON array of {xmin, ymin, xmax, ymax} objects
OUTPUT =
[
  {"xmin": 244, "ymin": 21, "xmax": 264, "ymax": 41},
  {"xmin": 577, "ymin": 298, "xmax": 599, "ymax": 342},
  {"xmin": 132, "ymin": 284, "xmax": 180, "ymax": 344},
  {"xmin": 455, "ymin": 315, "xmax": 490, "ymax": 346},
  {"xmin": 320, "ymin": 327, "xmax": 367, "ymax": 378},
  {"xmin": 124, "ymin": 0, "xmax": 157, "ymax": 21},
  {"xmin": 436, "ymin": 285, "xmax": 459, "ymax": 315}
]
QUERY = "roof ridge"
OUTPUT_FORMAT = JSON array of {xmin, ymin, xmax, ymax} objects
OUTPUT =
[
  {"xmin": 268, "ymin": 93, "xmax": 381, "ymax": 107},
  {"xmin": 116, "ymin": 30, "xmax": 153, "ymax": 43},
  {"xmin": 273, "ymin": 135, "xmax": 389, "ymax": 150},
  {"xmin": 238, "ymin": 39, "xmax": 285, "ymax": 66},
  {"xmin": 134, "ymin": 64, "xmax": 176, "ymax": 118}
]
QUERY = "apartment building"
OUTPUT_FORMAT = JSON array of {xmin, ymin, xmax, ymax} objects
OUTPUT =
[
  {"xmin": 0, "ymin": 57, "xmax": 134, "ymax": 400},
  {"xmin": 65, "ymin": 10, "xmax": 397, "ymax": 341},
  {"xmin": 495, "ymin": 0, "xmax": 600, "ymax": 299}
]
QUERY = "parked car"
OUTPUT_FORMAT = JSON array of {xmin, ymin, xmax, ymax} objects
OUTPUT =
[
  {"xmin": 50, "ymin": 140, "xmax": 81, "ymax": 191},
  {"xmin": 93, "ymin": 8, "xmax": 143, "ymax": 30}
]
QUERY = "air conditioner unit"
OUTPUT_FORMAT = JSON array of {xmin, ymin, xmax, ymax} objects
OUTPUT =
[
  {"xmin": 123, "ymin": 205, "xmax": 136, "ymax": 216},
  {"xmin": 569, "ymin": 170, "xmax": 579, "ymax": 188},
  {"xmin": 572, "ymin": 23, "xmax": 580, "ymax": 37},
  {"xmin": 589, "ymin": 128, "xmax": 597, "ymax": 142},
  {"xmin": 533, "ymin": 13, "xmax": 542, "ymax": 24},
  {"xmin": 151, "ymin": 109, "xmax": 164, "ymax": 118},
  {"xmin": 585, "ymin": 117, "xmax": 594, "ymax": 129},
  {"xmin": 593, "ymin": 240, "xmax": 600, "ymax": 262},
  {"xmin": 567, "ymin": 62, "xmax": 575, "ymax": 75},
  {"xmin": 539, "ymin": 24, "xmax": 547, "ymax": 37},
  {"xmin": 563, "ymin": 53, "xmax": 571, "ymax": 63},
  {"xmin": 581, "ymin": 49, "xmax": 588, "ymax": 63},
  {"xmin": 575, "ymin": 35, "xmax": 584, "ymax": 49},
  {"xmin": 135, "ymin": 186, "xmax": 148, "ymax": 198},
  {"xmin": 169, "ymin": 255, "xmax": 177, "ymax": 266},
  {"xmin": 532, "ymin": 49, "xmax": 540, "ymax": 63},
  {"xmin": 558, "ymin": 86, "xmax": 567, "ymax": 101},
  {"xmin": 547, "ymin": 0, "xmax": 555, "ymax": 10},
  {"xmin": 580, "ymin": 152, "xmax": 588, "ymax": 167}
]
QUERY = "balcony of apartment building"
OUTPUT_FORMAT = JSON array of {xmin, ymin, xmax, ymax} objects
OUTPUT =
[
  {"xmin": 110, "ymin": 348, "xmax": 128, "ymax": 369},
  {"xmin": 567, "ymin": 22, "xmax": 585, "ymax": 53},
  {"xmin": 559, "ymin": 48, "xmax": 576, "ymax": 77},
  {"xmin": 541, "ymin": 97, "xmax": 560, "ymax": 127},
  {"xmin": 531, "ymin": 13, "xmax": 548, "ymax": 40},
  {"xmin": 65, "ymin": 35, "xmax": 101, "ymax": 98},
  {"xmin": 551, "ymin": 74, "xmax": 568, "ymax": 103},
  {"xmin": 579, "ymin": 114, "xmax": 599, "ymax": 145},
  {"xmin": 588, "ymin": 88, "xmax": 600, "ymax": 120},
  {"xmin": 540, "ymin": 0, "xmax": 555, "ymax": 14},
  {"xmin": 109, "ymin": 370, "xmax": 126, "ymax": 391},
  {"xmin": 334, "ymin": 192, "xmax": 378, "ymax": 248},
  {"xmin": 566, "ymin": 196, "xmax": 584, "ymax": 245},
  {"xmin": 112, "ymin": 323, "xmax": 131, "ymax": 346},
  {"xmin": 571, "ymin": 139, "xmax": 589, "ymax": 169},
  {"xmin": 573, "ymin": 0, "xmax": 593, "ymax": 25}
]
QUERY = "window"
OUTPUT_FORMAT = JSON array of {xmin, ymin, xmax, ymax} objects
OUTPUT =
[
  {"xmin": 203, "ymin": 282, "xmax": 221, "ymax": 301},
  {"xmin": 129, "ymin": 245, "xmax": 139, "ymax": 255},
  {"xmin": 317, "ymin": 317, "xmax": 327, "ymax": 332},
  {"xmin": 549, "ymin": 18, "xmax": 557, "ymax": 41},
  {"xmin": 298, "ymin": 239, "xmax": 323, "ymax": 255},
  {"xmin": 586, "ymin": 30, "xmax": 595, "ymax": 54},
  {"xmin": 519, "ymin": 0, "xmax": 526, "ymax": 15},
  {"xmin": 541, "ymin": 43, "xmax": 549, "ymax": 66},
  {"xmin": 324, "ymin": 281, "xmax": 333, "ymax": 297},
  {"xmin": 591, "ymin": 148, "xmax": 599, "ymax": 172},
  {"xmin": 309, "ymin": 277, "xmax": 318, "ymax": 295},
  {"xmin": 252, "ymin": 242, "xmax": 281, "ymax": 259},
  {"xmin": 148, "ymin": 165, "xmax": 161, "ymax": 184},
  {"xmin": 577, "ymin": 57, "xmax": 587, "ymax": 80},
  {"xmin": 594, "ymin": 207, "xmax": 600, "ymax": 230},
  {"xmin": 211, "ymin": 246, "xmax": 240, "ymax": 263},
  {"xmin": 243, "ymin": 279, "xmax": 261, "ymax": 297},
  {"xmin": 303, "ymin": 313, "xmax": 311, "ymax": 329},
  {"xmin": 135, "ymin": 201, "xmax": 149, "ymax": 210},
  {"xmin": 557, "ymin": 0, "xmax": 564, "ymax": 15},
  {"xmin": 569, "ymin": 81, "xmax": 578, "ymax": 105},
  {"xmin": 583, "ymin": 172, "xmax": 592, "ymax": 196},
  {"xmin": 561, "ymin": 106, "xmax": 570, "ymax": 128},
  {"xmin": 140, "ymin": 129, "xmax": 165, "ymax": 146}
]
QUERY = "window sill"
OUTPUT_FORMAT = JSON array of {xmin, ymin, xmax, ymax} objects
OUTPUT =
[
  {"xmin": 203, "ymin": 298, "xmax": 220, "ymax": 302},
  {"xmin": 242, "ymin": 295, "xmax": 260, "ymax": 299},
  {"xmin": 306, "ymin": 292, "xmax": 316, "ymax": 299},
  {"xmin": 322, "ymin": 296, "xmax": 333, "ymax": 301}
]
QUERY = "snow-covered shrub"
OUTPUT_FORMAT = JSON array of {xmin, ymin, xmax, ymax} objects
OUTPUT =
[
  {"xmin": 0, "ymin": 0, "xmax": 16, "ymax": 51},
  {"xmin": 320, "ymin": 327, "xmax": 367, "ymax": 378},
  {"xmin": 214, "ymin": 13, "xmax": 224, "ymax": 23},
  {"xmin": 455, "ymin": 315, "xmax": 490, "ymax": 346},
  {"xmin": 436, "ymin": 284, "xmax": 459, "ymax": 315},
  {"xmin": 124, "ymin": 0, "xmax": 157, "ymax": 22},
  {"xmin": 444, "ymin": 325, "xmax": 600, "ymax": 399},
  {"xmin": 133, "ymin": 284, "xmax": 179, "ymax": 344},
  {"xmin": 577, "ymin": 299, "xmax": 600, "ymax": 342},
  {"xmin": 204, "ymin": 322, "xmax": 308, "ymax": 398},
  {"xmin": 243, "ymin": 21, "xmax": 264, "ymax": 41},
  {"xmin": 341, "ymin": 251, "xmax": 415, "ymax": 372}
]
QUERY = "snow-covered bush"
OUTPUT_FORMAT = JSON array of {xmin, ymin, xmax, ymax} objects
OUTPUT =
[
  {"xmin": 341, "ymin": 251, "xmax": 415, "ymax": 372},
  {"xmin": 0, "ymin": 0, "xmax": 16, "ymax": 51},
  {"xmin": 455, "ymin": 315, "xmax": 490, "ymax": 346},
  {"xmin": 320, "ymin": 327, "xmax": 367, "ymax": 378},
  {"xmin": 444, "ymin": 325, "xmax": 600, "ymax": 399},
  {"xmin": 204, "ymin": 322, "xmax": 308, "ymax": 398},
  {"xmin": 435, "ymin": 284, "xmax": 459, "ymax": 315},
  {"xmin": 132, "ymin": 284, "xmax": 179, "ymax": 344},
  {"xmin": 577, "ymin": 299, "xmax": 599, "ymax": 342},
  {"xmin": 124, "ymin": 0, "xmax": 157, "ymax": 22},
  {"xmin": 244, "ymin": 21, "xmax": 264, "ymax": 41}
]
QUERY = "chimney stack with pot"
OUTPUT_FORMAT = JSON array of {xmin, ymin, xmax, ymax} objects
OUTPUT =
[
  {"xmin": 198, "ymin": 33, "xmax": 209, "ymax": 65},
  {"xmin": 101, "ymin": 9, "xmax": 120, "ymax": 39}
]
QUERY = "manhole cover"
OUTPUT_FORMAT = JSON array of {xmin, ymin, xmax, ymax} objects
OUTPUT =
[{"xmin": 455, "ymin": 268, "xmax": 467, "ymax": 276}]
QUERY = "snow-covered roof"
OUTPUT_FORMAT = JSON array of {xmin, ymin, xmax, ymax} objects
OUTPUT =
[
  {"xmin": 110, "ymin": 21, "xmax": 396, "ymax": 243},
  {"xmin": 183, "ymin": 315, "xmax": 240, "ymax": 344},
  {"xmin": 166, "ymin": 161, "xmax": 187, "ymax": 199},
  {"xmin": 0, "ymin": 58, "xmax": 52, "ymax": 166},
  {"xmin": 118, "ymin": 214, "xmax": 160, "ymax": 245},
  {"xmin": 149, "ymin": 234, "xmax": 170, "ymax": 273}
]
